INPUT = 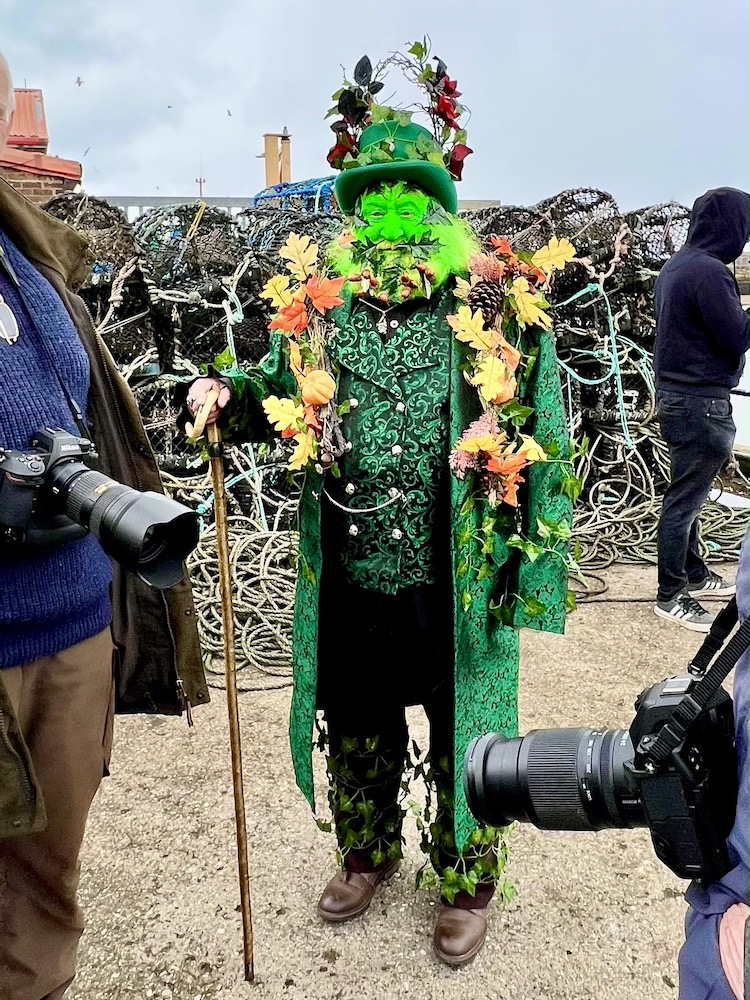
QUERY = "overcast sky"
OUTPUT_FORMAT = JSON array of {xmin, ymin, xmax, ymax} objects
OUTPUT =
[{"xmin": 1, "ymin": 0, "xmax": 747, "ymax": 212}]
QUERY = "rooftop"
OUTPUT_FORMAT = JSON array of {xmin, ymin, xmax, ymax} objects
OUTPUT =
[{"xmin": 8, "ymin": 89, "xmax": 49, "ymax": 151}]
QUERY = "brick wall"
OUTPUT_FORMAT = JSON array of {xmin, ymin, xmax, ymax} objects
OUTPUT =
[{"xmin": 0, "ymin": 166, "xmax": 75, "ymax": 205}]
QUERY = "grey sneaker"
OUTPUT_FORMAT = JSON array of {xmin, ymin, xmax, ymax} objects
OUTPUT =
[
  {"xmin": 687, "ymin": 571, "xmax": 736, "ymax": 598},
  {"xmin": 654, "ymin": 594, "xmax": 715, "ymax": 632}
]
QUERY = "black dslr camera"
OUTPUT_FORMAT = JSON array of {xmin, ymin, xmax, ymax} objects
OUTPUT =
[
  {"xmin": 0, "ymin": 428, "xmax": 199, "ymax": 590},
  {"xmin": 465, "ymin": 602, "xmax": 747, "ymax": 883}
]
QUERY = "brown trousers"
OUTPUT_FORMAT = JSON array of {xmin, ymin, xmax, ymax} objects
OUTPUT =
[{"xmin": 0, "ymin": 630, "xmax": 114, "ymax": 1000}]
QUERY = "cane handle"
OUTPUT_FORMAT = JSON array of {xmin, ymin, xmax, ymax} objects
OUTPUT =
[{"xmin": 186, "ymin": 388, "xmax": 220, "ymax": 441}]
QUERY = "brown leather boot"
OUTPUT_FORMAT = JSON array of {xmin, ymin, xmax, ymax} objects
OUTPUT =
[
  {"xmin": 317, "ymin": 860, "xmax": 400, "ymax": 923},
  {"xmin": 433, "ymin": 902, "xmax": 489, "ymax": 966}
]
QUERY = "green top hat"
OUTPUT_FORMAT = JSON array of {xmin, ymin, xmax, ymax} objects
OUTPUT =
[{"xmin": 334, "ymin": 121, "xmax": 458, "ymax": 216}]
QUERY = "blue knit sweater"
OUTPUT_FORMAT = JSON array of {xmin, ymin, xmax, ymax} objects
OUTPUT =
[{"xmin": 0, "ymin": 231, "xmax": 112, "ymax": 668}]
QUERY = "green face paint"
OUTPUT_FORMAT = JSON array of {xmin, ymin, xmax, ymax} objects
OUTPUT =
[
  {"xmin": 358, "ymin": 183, "xmax": 432, "ymax": 246},
  {"xmin": 327, "ymin": 179, "xmax": 479, "ymax": 304}
]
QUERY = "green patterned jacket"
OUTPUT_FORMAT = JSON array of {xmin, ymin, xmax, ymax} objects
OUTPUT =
[{"xmin": 224, "ymin": 288, "xmax": 571, "ymax": 848}]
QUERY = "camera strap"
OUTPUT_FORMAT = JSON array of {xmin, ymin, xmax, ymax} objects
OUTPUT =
[
  {"xmin": 0, "ymin": 236, "xmax": 90, "ymax": 440},
  {"xmin": 643, "ymin": 600, "xmax": 750, "ymax": 770}
]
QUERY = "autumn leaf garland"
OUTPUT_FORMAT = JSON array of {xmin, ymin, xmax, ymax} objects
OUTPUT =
[
  {"xmin": 260, "ymin": 234, "xmax": 345, "ymax": 472},
  {"xmin": 448, "ymin": 234, "xmax": 577, "ymax": 508}
]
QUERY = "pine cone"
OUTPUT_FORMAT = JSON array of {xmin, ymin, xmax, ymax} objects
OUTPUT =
[{"xmin": 468, "ymin": 279, "xmax": 503, "ymax": 325}]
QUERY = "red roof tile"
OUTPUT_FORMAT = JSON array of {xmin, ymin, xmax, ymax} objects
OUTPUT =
[{"xmin": 0, "ymin": 147, "xmax": 81, "ymax": 182}]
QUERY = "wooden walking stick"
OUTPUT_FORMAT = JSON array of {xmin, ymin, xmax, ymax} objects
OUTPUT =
[{"xmin": 189, "ymin": 391, "xmax": 255, "ymax": 982}]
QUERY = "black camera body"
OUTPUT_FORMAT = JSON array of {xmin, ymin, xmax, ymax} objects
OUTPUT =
[
  {"xmin": 465, "ymin": 673, "xmax": 737, "ymax": 883},
  {"xmin": 0, "ymin": 427, "xmax": 199, "ymax": 589},
  {"xmin": 626, "ymin": 676, "xmax": 736, "ymax": 881},
  {"xmin": 0, "ymin": 429, "xmax": 95, "ymax": 546}
]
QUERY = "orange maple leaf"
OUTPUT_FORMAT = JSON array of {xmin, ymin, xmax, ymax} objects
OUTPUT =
[
  {"xmin": 490, "ymin": 236, "xmax": 519, "ymax": 266},
  {"xmin": 518, "ymin": 261, "xmax": 548, "ymax": 285},
  {"xmin": 486, "ymin": 452, "xmax": 529, "ymax": 477},
  {"xmin": 306, "ymin": 275, "xmax": 346, "ymax": 314},
  {"xmin": 269, "ymin": 299, "xmax": 309, "ymax": 337}
]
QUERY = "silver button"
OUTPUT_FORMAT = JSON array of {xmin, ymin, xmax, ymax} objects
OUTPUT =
[
  {"xmin": 345, "ymin": 483, "xmax": 356, "ymax": 496},
  {"xmin": 391, "ymin": 528, "xmax": 403, "ymax": 540},
  {"xmin": 389, "ymin": 319, "xmax": 399, "ymax": 329},
  {"xmin": 344, "ymin": 441, "xmax": 353, "ymax": 452},
  {"xmin": 349, "ymin": 397, "xmax": 359, "ymax": 409},
  {"xmin": 395, "ymin": 401, "xmax": 406, "ymax": 414},
  {"xmin": 391, "ymin": 444, "xmax": 403, "ymax": 456},
  {"xmin": 388, "ymin": 487, "xmax": 400, "ymax": 499},
  {"xmin": 348, "ymin": 524, "xmax": 359, "ymax": 536}
]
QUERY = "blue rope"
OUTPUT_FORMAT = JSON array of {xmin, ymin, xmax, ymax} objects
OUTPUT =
[{"xmin": 552, "ymin": 282, "xmax": 636, "ymax": 449}]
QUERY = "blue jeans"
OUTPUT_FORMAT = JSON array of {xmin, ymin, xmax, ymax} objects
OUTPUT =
[{"xmin": 657, "ymin": 391, "xmax": 736, "ymax": 601}]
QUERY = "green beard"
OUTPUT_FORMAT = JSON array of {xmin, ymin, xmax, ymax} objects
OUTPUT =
[{"xmin": 327, "ymin": 181, "xmax": 478, "ymax": 303}]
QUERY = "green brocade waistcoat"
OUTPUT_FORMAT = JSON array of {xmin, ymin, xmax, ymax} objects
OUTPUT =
[
  {"xmin": 327, "ymin": 295, "xmax": 452, "ymax": 593},
  {"xmin": 226, "ymin": 288, "xmax": 572, "ymax": 850}
]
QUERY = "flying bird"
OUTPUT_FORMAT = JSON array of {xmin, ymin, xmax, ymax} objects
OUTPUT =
[
  {"xmin": 83, "ymin": 147, "xmax": 90, "ymax": 157},
  {"xmin": 167, "ymin": 104, "xmax": 172, "ymax": 109},
  {"xmin": 227, "ymin": 109, "xmax": 232, "ymax": 117},
  {"xmin": 75, "ymin": 76, "xmax": 83, "ymax": 87}
]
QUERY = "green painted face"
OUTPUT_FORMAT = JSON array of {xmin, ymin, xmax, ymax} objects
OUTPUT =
[
  {"xmin": 358, "ymin": 182, "xmax": 432, "ymax": 246},
  {"xmin": 327, "ymin": 178, "xmax": 479, "ymax": 304}
]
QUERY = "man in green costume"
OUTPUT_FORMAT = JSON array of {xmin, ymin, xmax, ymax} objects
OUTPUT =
[{"xmin": 185, "ymin": 115, "xmax": 572, "ymax": 965}]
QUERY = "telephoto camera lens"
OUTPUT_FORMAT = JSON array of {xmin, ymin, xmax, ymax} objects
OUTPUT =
[
  {"xmin": 464, "ymin": 728, "xmax": 646, "ymax": 832},
  {"xmin": 49, "ymin": 462, "xmax": 199, "ymax": 589}
]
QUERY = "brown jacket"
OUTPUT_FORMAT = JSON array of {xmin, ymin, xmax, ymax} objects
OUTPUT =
[{"xmin": 0, "ymin": 178, "xmax": 209, "ymax": 839}]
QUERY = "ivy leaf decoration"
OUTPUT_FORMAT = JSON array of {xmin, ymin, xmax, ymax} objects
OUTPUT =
[
  {"xmin": 521, "ymin": 596, "xmax": 548, "ymax": 618},
  {"xmin": 353, "ymin": 55, "xmax": 372, "ymax": 86}
]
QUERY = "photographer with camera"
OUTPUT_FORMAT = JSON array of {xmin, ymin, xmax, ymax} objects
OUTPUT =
[
  {"xmin": 466, "ymin": 527, "xmax": 750, "ymax": 998},
  {"xmin": 0, "ymin": 53, "xmax": 207, "ymax": 1000},
  {"xmin": 677, "ymin": 528, "xmax": 748, "ymax": 1000}
]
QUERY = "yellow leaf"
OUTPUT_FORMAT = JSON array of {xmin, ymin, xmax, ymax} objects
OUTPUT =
[
  {"xmin": 517, "ymin": 434, "xmax": 548, "ymax": 463},
  {"xmin": 447, "ymin": 306, "xmax": 500, "ymax": 352},
  {"xmin": 457, "ymin": 433, "xmax": 505, "ymax": 457},
  {"xmin": 279, "ymin": 233, "xmax": 319, "ymax": 281},
  {"xmin": 288, "ymin": 430, "xmax": 318, "ymax": 471},
  {"xmin": 469, "ymin": 356, "xmax": 516, "ymax": 403},
  {"xmin": 531, "ymin": 237, "xmax": 576, "ymax": 274},
  {"xmin": 262, "ymin": 395, "xmax": 304, "ymax": 433},
  {"xmin": 454, "ymin": 277, "xmax": 472, "ymax": 302},
  {"xmin": 261, "ymin": 274, "xmax": 294, "ymax": 309},
  {"xmin": 510, "ymin": 277, "xmax": 552, "ymax": 330}
]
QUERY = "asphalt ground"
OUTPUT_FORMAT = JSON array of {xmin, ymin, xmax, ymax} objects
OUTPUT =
[{"xmin": 68, "ymin": 562, "xmax": 737, "ymax": 1000}]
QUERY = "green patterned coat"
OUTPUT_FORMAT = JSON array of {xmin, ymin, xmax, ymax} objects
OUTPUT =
[{"xmin": 225, "ymin": 288, "xmax": 571, "ymax": 849}]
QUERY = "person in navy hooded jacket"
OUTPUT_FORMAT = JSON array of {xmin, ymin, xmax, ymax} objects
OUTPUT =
[{"xmin": 653, "ymin": 187, "xmax": 750, "ymax": 632}]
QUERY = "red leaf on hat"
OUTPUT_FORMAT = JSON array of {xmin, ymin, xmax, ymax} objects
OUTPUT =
[
  {"xmin": 448, "ymin": 143, "xmax": 473, "ymax": 180},
  {"xmin": 441, "ymin": 76, "xmax": 462, "ymax": 99},
  {"xmin": 437, "ymin": 94, "xmax": 460, "ymax": 130}
]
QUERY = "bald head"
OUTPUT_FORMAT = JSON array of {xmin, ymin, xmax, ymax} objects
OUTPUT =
[{"xmin": 0, "ymin": 52, "xmax": 15, "ymax": 156}]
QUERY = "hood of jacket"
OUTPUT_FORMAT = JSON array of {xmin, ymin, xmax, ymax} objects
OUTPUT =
[{"xmin": 686, "ymin": 187, "xmax": 750, "ymax": 264}]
